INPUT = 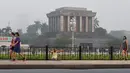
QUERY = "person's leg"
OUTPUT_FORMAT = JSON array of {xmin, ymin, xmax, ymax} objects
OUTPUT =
[
  {"xmin": 10, "ymin": 50, "xmax": 12, "ymax": 59},
  {"xmin": 122, "ymin": 50, "xmax": 125, "ymax": 60},
  {"xmin": 19, "ymin": 52, "xmax": 26, "ymax": 60},
  {"xmin": 126, "ymin": 51, "xmax": 128, "ymax": 59},
  {"xmin": 52, "ymin": 58, "xmax": 57, "ymax": 60},
  {"xmin": 52, "ymin": 56, "xmax": 57, "ymax": 60},
  {"xmin": 125, "ymin": 50, "xmax": 128, "ymax": 60},
  {"xmin": 11, "ymin": 48, "xmax": 18, "ymax": 61},
  {"xmin": 11, "ymin": 52, "xmax": 16, "ymax": 61},
  {"xmin": 10, "ymin": 48, "xmax": 14, "ymax": 59},
  {"xmin": 15, "ymin": 48, "xmax": 25, "ymax": 60}
]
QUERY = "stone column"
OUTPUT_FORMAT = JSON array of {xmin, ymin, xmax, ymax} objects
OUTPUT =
[
  {"xmin": 80, "ymin": 16, "xmax": 82, "ymax": 32},
  {"xmin": 52, "ymin": 17, "xmax": 54, "ymax": 32},
  {"xmin": 55, "ymin": 16, "xmax": 58, "ymax": 32},
  {"xmin": 68, "ymin": 16, "xmax": 70, "ymax": 32},
  {"xmin": 49, "ymin": 17, "xmax": 52, "ymax": 32},
  {"xmin": 54, "ymin": 17, "xmax": 56, "ymax": 32},
  {"xmin": 53, "ymin": 17, "xmax": 55, "ymax": 32},
  {"xmin": 60, "ymin": 16, "xmax": 64, "ymax": 32},
  {"xmin": 48, "ymin": 17, "xmax": 50, "ymax": 32},
  {"xmin": 57, "ymin": 16, "xmax": 60, "ymax": 32},
  {"xmin": 86, "ymin": 17, "xmax": 88, "ymax": 32},
  {"xmin": 88, "ymin": 17, "xmax": 92, "ymax": 32},
  {"xmin": 92, "ymin": 17, "xmax": 95, "ymax": 32},
  {"xmin": 74, "ymin": 16, "xmax": 76, "ymax": 32}
]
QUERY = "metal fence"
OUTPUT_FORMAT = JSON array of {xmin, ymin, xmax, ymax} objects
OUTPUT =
[{"xmin": 0, "ymin": 45, "xmax": 127, "ymax": 60}]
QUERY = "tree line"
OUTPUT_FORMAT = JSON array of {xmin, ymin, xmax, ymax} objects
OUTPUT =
[{"xmin": 0, "ymin": 18, "xmax": 122, "ymax": 46}]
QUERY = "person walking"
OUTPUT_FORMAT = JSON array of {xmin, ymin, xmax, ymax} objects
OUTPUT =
[
  {"xmin": 12, "ymin": 32, "xmax": 26, "ymax": 61},
  {"xmin": 121, "ymin": 36, "xmax": 129, "ymax": 60},
  {"xmin": 10, "ymin": 32, "xmax": 15, "ymax": 61}
]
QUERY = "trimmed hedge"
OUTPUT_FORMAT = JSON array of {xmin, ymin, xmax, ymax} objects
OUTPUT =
[{"xmin": 0, "ymin": 54, "xmax": 129, "ymax": 60}]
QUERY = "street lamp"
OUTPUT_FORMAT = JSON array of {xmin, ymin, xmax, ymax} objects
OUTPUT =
[{"xmin": 69, "ymin": 17, "xmax": 76, "ymax": 53}]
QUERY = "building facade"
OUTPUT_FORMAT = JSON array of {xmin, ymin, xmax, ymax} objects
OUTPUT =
[{"xmin": 47, "ymin": 7, "xmax": 96, "ymax": 32}]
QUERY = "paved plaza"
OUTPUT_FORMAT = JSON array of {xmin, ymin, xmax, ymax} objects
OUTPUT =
[
  {"xmin": 0, "ymin": 60, "xmax": 130, "ymax": 69},
  {"xmin": 0, "ymin": 60, "xmax": 129, "ymax": 65}
]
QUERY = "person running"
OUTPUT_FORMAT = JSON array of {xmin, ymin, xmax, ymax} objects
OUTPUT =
[
  {"xmin": 12, "ymin": 32, "xmax": 26, "ymax": 61},
  {"xmin": 121, "ymin": 36, "xmax": 129, "ymax": 60},
  {"xmin": 50, "ymin": 49, "xmax": 63, "ymax": 60},
  {"xmin": 10, "ymin": 32, "xmax": 15, "ymax": 60}
]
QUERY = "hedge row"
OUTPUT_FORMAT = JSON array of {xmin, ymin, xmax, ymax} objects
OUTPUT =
[{"xmin": 0, "ymin": 54, "xmax": 129, "ymax": 60}]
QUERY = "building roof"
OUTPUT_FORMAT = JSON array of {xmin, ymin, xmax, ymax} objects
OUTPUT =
[
  {"xmin": 47, "ymin": 7, "xmax": 96, "ymax": 17},
  {"xmin": 56, "ymin": 7, "xmax": 87, "ymax": 11}
]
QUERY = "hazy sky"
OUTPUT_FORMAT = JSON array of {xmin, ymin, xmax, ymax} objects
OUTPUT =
[{"xmin": 0, "ymin": 0, "xmax": 130, "ymax": 32}]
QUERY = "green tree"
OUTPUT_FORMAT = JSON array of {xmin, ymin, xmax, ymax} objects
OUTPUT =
[
  {"xmin": 5, "ymin": 26, "xmax": 12, "ymax": 36},
  {"xmin": 20, "ymin": 33, "xmax": 30, "ymax": 44},
  {"xmin": 55, "ymin": 37, "xmax": 72, "ymax": 47},
  {"xmin": 30, "ymin": 35, "xmax": 50, "ymax": 46},
  {"xmin": 27, "ymin": 21, "xmax": 42, "ymax": 36},
  {"xmin": 109, "ymin": 30, "xmax": 125, "ymax": 39},
  {"xmin": 34, "ymin": 21, "xmax": 42, "ymax": 30},
  {"xmin": 107, "ymin": 38, "xmax": 122, "ymax": 47},
  {"xmin": 0, "ymin": 29, "xmax": 2, "ymax": 36},
  {"xmin": 94, "ymin": 27, "xmax": 107, "ymax": 36},
  {"xmin": 1, "ymin": 26, "xmax": 12, "ymax": 36},
  {"xmin": 27, "ymin": 24, "xmax": 38, "ymax": 35},
  {"xmin": 18, "ymin": 29, "xmax": 29, "ymax": 44},
  {"xmin": 17, "ymin": 29, "xmax": 23, "ymax": 35},
  {"xmin": 40, "ymin": 23, "xmax": 48, "ymax": 35},
  {"xmin": 26, "ymin": 24, "xmax": 38, "ymax": 44},
  {"xmin": 94, "ymin": 18, "xmax": 99, "ymax": 28}
]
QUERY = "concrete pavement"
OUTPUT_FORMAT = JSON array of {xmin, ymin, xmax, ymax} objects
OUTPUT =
[{"xmin": 0, "ymin": 60, "xmax": 130, "ymax": 69}]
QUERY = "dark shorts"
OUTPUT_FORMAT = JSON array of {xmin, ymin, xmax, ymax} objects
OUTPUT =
[
  {"xmin": 123, "ymin": 48, "xmax": 127, "ymax": 51},
  {"xmin": 10, "ymin": 46, "xmax": 14, "ymax": 51},
  {"xmin": 13, "ymin": 47, "xmax": 21, "ymax": 53}
]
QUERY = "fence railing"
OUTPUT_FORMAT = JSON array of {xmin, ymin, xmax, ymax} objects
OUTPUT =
[{"xmin": 0, "ymin": 45, "xmax": 127, "ymax": 60}]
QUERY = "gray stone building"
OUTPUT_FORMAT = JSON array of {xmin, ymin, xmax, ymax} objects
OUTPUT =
[{"xmin": 47, "ymin": 7, "xmax": 96, "ymax": 32}]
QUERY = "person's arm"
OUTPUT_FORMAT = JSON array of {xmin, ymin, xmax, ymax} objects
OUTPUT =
[
  {"xmin": 11, "ymin": 39, "xmax": 15, "ymax": 46},
  {"xmin": 60, "ymin": 50, "xmax": 64, "ymax": 52},
  {"xmin": 50, "ymin": 50, "xmax": 54, "ymax": 54},
  {"xmin": 120, "ymin": 44, "xmax": 122, "ymax": 50},
  {"xmin": 126, "ymin": 40, "xmax": 129, "ymax": 51},
  {"xmin": 13, "ymin": 41, "xmax": 18, "ymax": 46},
  {"xmin": 57, "ymin": 50, "xmax": 60, "ymax": 53},
  {"xmin": 13, "ymin": 39, "xmax": 15, "ymax": 44},
  {"xmin": 13, "ymin": 38, "xmax": 20, "ymax": 46},
  {"xmin": 57, "ymin": 50, "xmax": 64, "ymax": 53}
]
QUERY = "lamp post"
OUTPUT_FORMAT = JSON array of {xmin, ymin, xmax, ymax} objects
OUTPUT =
[{"xmin": 69, "ymin": 17, "xmax": 76, "ymax": 53}]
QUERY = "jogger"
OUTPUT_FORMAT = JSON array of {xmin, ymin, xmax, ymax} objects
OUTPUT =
[
  {"xmin": 11, "ymin": 32, "xmax": 26, "ymax": 61},
  {"xmin": 121, "ymin": 36, "xmax": 128, "ymax": 60},
  {"xmin": 10, "ymin": 32, "xmax": 15, "ymax": 60}
]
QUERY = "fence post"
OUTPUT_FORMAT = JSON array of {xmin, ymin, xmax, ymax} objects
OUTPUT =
[
  {"xmin": 79, "ymin": 46, "xmax": 82, "ymax": 60},
  {"xmin": 109, "ymin": 46, "xmax": 113, "ymax": 60},
  {"xmin": 45, "ymin": 45, "xmax": 48, "ymax": 60}
]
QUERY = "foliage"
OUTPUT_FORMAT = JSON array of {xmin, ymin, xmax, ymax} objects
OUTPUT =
[
  {"xmin": 109, "ymin": 30, "xmax": 125, "ymax": 39},
  {"xmin": 17, "ymin": 29, "xmax": 23, "ymax": 35},
  {"xmin": 0, "ymin": 26, "xmax": 12, "ymax": 36},
  {"xmin": 94, "ymin": 27, "xmax": 107, "ymax": 36},
  {"xmin": 55, "ymin": 36, "xmax": 72, "ymax": 47},
  {"xmin": 25, "ymin": 21, "xmax": 48, "ymax": 44},
  {"xmin": 30, "ymin": 35, "xmax": 50, "ymax": 46},
  {"xmin": 107, "ymin": 37, "xmax": 122, "ymax": 46},
  {"xmin": 40, "ymin": 23, "xmax": 49, "ymax": 35},
  {"xmin": 0, "ymin": 54, "xmax": 130, "ymax": 60},
  {"xmin": 94, "ymin": 18, "xmax": 99, "ymax": 28},
  {"xmin": 20, "ymin": 33, "xmax": 30, "ymax": 44}
]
